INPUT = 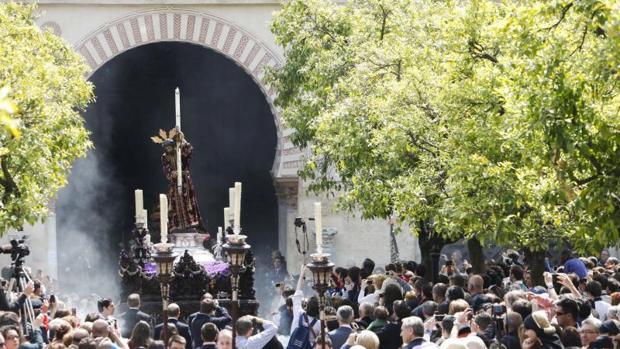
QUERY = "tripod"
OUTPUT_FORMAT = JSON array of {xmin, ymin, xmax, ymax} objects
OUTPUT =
[{"xmin": 6, "ymin": 257, "xmax": 36, "ymax": 336}]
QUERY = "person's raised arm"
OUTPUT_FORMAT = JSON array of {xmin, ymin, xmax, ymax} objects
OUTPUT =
[
  {"xmin": 543, "ymin": 272, "xmax": 558, "ymax": 300},
  {"xmin": 291, "ymin": 264, "xmax": 307, "ymax": 335},
  {"xmin": 557, "ymin": 273, "xmax": 581, "ymax": 299},
  {"xmin": 296, "ymin": 264, "xmax": 306, "ymax": 293}
]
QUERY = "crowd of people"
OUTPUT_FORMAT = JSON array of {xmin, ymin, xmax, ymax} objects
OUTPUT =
[
  {"xmin": 265, "ymin": 248, "xmax": 620, "ymax": 349},
  {"xmin": 0, "ymin": 248, "xmax": 619, "ymax": 349}
]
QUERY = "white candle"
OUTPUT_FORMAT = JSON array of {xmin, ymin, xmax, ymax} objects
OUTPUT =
[
  {"xmin": 224, "ymin": 207, "xmax": 230, "ymax": 227},
  {"xmin": 233, "ymin": 182, "xmax": 242, "ymax": 233},
  {"xmin": 229, "ymin": 187, "xmax": 235, "ymax": 214},
  {"xmin": 314, "ymin": 202, "xmax": 323, "ymax": 253},
  {"xmin": 175, "ymin": 87, "xmax": 181, "ymax": 131},
  {"xmin": 218, "ymin": 226, "xmax": 223, "ymax": 239},
  {"xmin": 134, "ymin": 189, "xmax": 143, "ymax": 222},
  {"xmin": 176, "ymin": 147, "xmax": 182, "ymax": 189},
  {"xmin": 160, "ymin": 194, "xmax": 168, "ymax": 243},
  {"xmin": 143, "ymin": 209, "xmax": 148, "ymax": 230}
]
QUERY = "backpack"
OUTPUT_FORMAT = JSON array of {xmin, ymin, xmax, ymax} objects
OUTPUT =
[{"xmin": 286, "ymin": 313, "xmax": 318, "ymax": 349}]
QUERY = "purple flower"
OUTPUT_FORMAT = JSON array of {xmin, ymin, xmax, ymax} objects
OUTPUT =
[
  {"xmin": 203, "ymin": 261, "xmax": 230, "ymax": 277},
  {"xmin": 144, "ymin": 262, "xmax": 157, "ymax": 275}
]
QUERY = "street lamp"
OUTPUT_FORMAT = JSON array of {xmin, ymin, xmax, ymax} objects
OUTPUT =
[
  {"xmin": 152, "ymin": 242, "xmax": 177, "ymax": 345},
  {"xmin": 222, "ymin": 234, "xmax": 251, "ymax": 349},
  {"xmin": 306, "ymin": 252, "xmax": 334, "ymax": 349}
]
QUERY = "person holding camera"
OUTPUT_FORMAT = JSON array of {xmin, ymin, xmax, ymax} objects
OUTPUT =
[
  {"xmin": 91, "ymin": 318, "xmax": 128, "ymax": 349},
  {"xmin": 189, "ymin": 296, "xmax": 232, "ymax": 348},
  {"xmin": 235, "ymin": 315, "xmax": 278, "ymax": 349}
]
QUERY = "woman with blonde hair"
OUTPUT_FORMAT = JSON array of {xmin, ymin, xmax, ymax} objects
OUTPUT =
[
  {"xmin": 522, "ymin": 311, "xmax": 563, "ymax": 349},
  {"xmin": 343, "ymin": 330, "xmax": 380, "ymax": 349},
  {"xmin": 448, "ymin": 299, "xmax": 469, "ymax": 315}
]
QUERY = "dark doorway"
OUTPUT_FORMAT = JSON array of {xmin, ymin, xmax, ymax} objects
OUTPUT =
[{"xmin": 56, "ymin": 42, "xmax": 278, "ymax": 296}]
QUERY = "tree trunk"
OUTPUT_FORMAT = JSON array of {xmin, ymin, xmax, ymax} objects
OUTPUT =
[
  {"xmin": 525, "ymin": 248, "xmax": 546, "ymax": 287},
  {"xmin": 467, "ymin": 237, "xmax": 486, "ymax": 274},
  {"xmin": 390, "ymin": 222, "xmax": 400, "ymax": 263},
  {"xmin": 418, "ymin": 220, "xmax": 451, "ymax": 283}
]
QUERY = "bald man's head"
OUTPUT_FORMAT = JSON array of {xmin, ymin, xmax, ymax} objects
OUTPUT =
[
  {"xmin": 468, "ymin": 275, "xmax": 484, "ymax": 293},
  {"xmin": 91, "ymin": 319, "xmax": 109, "ymax": 338},
  {"xmin": 168, "ymin": 303, "xmax": 181, "ymax": 318}
]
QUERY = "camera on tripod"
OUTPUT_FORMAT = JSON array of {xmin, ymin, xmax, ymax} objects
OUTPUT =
[
  {"xmin": 0, "ymin": 236, "xmax": 30, "ymax": 266},
  {"xmin": 294, "ymin": 217, "xmax": 306, "ymax": 228}
]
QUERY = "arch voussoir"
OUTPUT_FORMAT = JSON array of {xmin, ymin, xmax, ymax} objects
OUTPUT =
[{"xmin": 75, "ymin": 8, "xmax": 303, "ymax": 178}]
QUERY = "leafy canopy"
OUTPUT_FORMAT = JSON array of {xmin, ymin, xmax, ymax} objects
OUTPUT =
[
  {"xmin": 0, "ymin": 3, "xmax": 93, "ymax": 232},
  {"xmin": 268, "ymin": 0, "xmax": 620, "ymax": 253}
]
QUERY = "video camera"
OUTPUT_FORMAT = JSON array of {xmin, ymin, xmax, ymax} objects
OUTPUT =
[{"xmin": 0, "ymin": 236, "xmax": 30, "ymax": 266}]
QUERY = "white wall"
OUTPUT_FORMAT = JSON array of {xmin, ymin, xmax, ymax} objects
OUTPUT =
[{"xmin": 286, "ymin": 182, "xmax": 421, "ymax": 273}]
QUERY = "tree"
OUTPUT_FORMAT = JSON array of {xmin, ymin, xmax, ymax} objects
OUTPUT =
[
  {"xmin": 268, "ymin": 0, "xmax": 459, "ymax": 277},
  {"xmin": 0, "ymin": 3, "xmax": 93, "ymax": 232},
  {"xmin": 268, "ymin": 0, "xmax": 620, "ymax": 285}
]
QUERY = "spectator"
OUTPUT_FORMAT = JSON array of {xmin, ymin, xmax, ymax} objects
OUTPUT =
[
  {"xmin": 189, "ymin": 298, "xmax": 231, "ymax": 348},
  {"xmin": 216, "ymin": 329, "xmax": 232, "ymax": 349},
  {"xmin": 510, "ymin": 266, "xmax": 528, "ymax": 291},
  {"xmin": 522, "ymin": 311, "xmax": 563, "ymax": 349},
  {"xmin": 559, "ymin": 327, "xmax": 581, "ymax": 349},
  {"xmin": 561, "ymin": 250, "xmax": 588, "ymax": 279},
  {"xmin": 432, "ymin": 284, "xmax": 448, "ymax": 315},
  {"xmin": 292, "ymin": 265, "xmax": 321, "ymax": 343},
  {"xmin": 555, "ymin": 298, "xmax": 579, "ymax": 330},
  {"xmin": 580, "ymin": 318, "xmax": 602, "ymax": 348},
  {"xmin": 276, "ymin": 296, "xmax": 294, "ymax": 335},
  {"xmin": 154, "ymin": 304, "xmax": 191, "ymax": 349},
  {"xmin": 118, "ymin": 294, "xmax": 152, "ymax": 339},
  {"xmin": 128, "ymin": 321, "xmax": 152, "ymax": 349},
  {"xmin": 357, "ymin": 303, "xmax": 374, "ymax": 330},
  {"xmin": 367, "ymin": 307, "xmax": 389, "ymax": 333},
  {"xmin": 585, "ymin": 281, "xmax": 611, "ymax": 321},
  {"xmin": 400, "ymin": 316, "xmax": 434, "ymax": 349},
  {"xmin": 168, "ymin": 335, "xmax": 186, "ymax": 349},
  {"xmin": 235, "ymin": 316, "xmax": 277, "ymax": 349},
  {"xmin": 197, "ymin": 323, "xmax": 218, "ymax": 349},
  {"xmin": 314, "ymin": 336, "xmax": 333, "ymax": 349},
  {"xmin": 500, "ymin": 311, "xmax": 522, "ymax": 349},
  {"xmin": 328, "ymin": 306, "xmax": 355, "ymax": 349},
  {"xmin": 467, "ymin": 275, "xmax": 488, "ymax": 312},
  {"xmin": 343, "ymin": 330, "xmax": 380, "ymax": 349},
  {"xmin": 377, "ymin": 300, "xmax": 410, "ymax": 349}
]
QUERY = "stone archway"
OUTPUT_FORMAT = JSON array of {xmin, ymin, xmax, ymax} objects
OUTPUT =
[{"xmin": 74, "ymin": 8, "xmax": 302, "ymax": 180}]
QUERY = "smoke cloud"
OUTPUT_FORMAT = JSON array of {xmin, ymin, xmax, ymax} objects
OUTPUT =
[{"xmin": 55, "ymin": 150, "xmax": 123, "ymax": 317}]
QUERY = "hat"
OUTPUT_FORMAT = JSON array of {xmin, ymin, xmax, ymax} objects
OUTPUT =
[{"xmin": 600, "ymin": 320, "xmax": 620, "ymax": 336}]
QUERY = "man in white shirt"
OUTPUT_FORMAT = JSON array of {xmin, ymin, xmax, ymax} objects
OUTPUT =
[
  {"xmin": 236, "ymin": 315, "xmax": 278, "ymax": 349},
  {"xmin": 586, "ymin": 280, "xmax": 611, "ymax": 320}
]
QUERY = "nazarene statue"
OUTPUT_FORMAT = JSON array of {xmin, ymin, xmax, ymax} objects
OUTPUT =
[{"xmin": 151, "ymin": 128, "xmax": 206, "ymax": 234}]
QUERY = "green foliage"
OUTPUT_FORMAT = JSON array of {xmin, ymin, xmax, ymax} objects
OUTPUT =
[
  {"xmin": 268, "ymin": 0, "xmax": 620, "ymax": 254},
  {"xmin": 0, "ymin": 3, "xmax": 93, "ymax": 232}
]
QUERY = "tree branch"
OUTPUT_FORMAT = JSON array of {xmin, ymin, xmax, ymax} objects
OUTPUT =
[
  {"xmin": 570, "ymin": 24, "xmax": 588, "ymax": 57},
  {"xmin": 0, "ymin": 157, "xmax": 18, "ymax": 203},
  {"xmin": 468, "ymin": 39, "xmax": 499, "ymax": 64},
  {"xmin": 379, "ymin": 4, "xmax": 390, "ymax": 41},
  {"xmin": 542, "ymin": 2, "xmax": 574, "ymax": 31}
]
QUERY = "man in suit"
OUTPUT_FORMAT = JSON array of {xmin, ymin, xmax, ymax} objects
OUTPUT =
[
  {"xmin": 400, "ymin": 316, "xmax": 429, "ymax": 349},
  {"xmin": 196, "ymin": 323, "xmax": 218, "ymax": 349},
  {"xmin": 154, "ymin": 303, "xmax": 192, "ymax": 349},
  {"xmin": 118, "ymin": 294, "xmax": 152, "ymax": 338},
  {"xmin": 189, "ymin": 297, "xmax": 232, "ymax": 348},
  {"xmin": 328, "ymin": 305, "xmax": 354, "ymax": 349}
]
